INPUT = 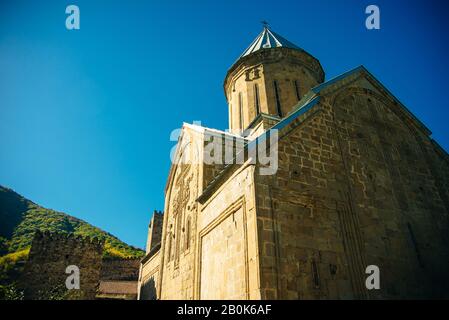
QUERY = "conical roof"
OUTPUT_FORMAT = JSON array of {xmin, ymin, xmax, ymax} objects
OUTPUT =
[{"xmin": 239, "ymin": 26, "xmax": 303, "ymax": 58}]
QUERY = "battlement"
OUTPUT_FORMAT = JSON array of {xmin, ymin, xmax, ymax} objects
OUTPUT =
[
  {"xmin": 149, "ymin": 210, "xmax": 163, "ymax": 224},
  {"xmin": 33, "ymin": 230, "xmax": 104, "ymax": 250},
  {"xmin": 20, "ymin": 230, "xmax": 104, "ymax": 300}
]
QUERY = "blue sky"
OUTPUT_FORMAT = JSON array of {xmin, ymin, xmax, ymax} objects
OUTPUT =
[{"xmin": 1, "ymin": 0, "xmax": 448, "ymax": 249}]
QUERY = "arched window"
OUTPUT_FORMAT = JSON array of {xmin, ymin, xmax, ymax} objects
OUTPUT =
[{"xmin": 294, "ymin": 80, "xmax": 301, "ymax": 101}]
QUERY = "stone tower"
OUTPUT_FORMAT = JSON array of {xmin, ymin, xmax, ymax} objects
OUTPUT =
[
  {"xmin": 224, "ymin": 25, "xmax": 324, "ymax": 135},
  {"xmin": 146, "ymin": 210, "xmax": 163, "ymax": 254}
]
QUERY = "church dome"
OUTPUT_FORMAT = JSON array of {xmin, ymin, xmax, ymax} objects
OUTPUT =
[
  {"xmin": 239, "ymin": 25, "xmax": 303, "ymax": 58},
  {"xmin": 224, "ymin": 25, "xmax": 325, "ymax": 134}
]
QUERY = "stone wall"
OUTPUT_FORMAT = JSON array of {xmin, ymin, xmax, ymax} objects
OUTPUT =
[
  {"xmin": 100, "ymin": 258, "xmax": 140, "ymax": 281},
  {"xmin": 139, "ymin": 250, "xmax": 160, "ymax": 300},
  {"xmin": 158, "ymin": 161, "xmax": 199, "ymax": 299},
  {"xmin": 155, "ymin": 125, "xmax": 243, "ymax": 299},
  {"xmin": 197, "ymin": 163, "xmax": 260, "ymax": 299},
  {"xmin": 19, "ymin": 231, "xmax": 104, "ymax": 300},
  {"xmin": 255, "ymin": 86, "xmax": 449, "ymax": 299}
]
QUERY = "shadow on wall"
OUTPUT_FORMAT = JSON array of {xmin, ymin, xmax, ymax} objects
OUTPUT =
[{"xmin": 139, "ymin": 278, "xmax": 157, "ymax": 300}]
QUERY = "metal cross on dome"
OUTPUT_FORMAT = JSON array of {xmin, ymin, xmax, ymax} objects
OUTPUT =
[{"xmin": 261, "ymin": 20, "xmax": 269, "ymax": 29}]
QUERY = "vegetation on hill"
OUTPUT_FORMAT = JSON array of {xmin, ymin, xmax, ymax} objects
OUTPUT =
[{"xmin": 0, "ymin": 185, "xmax": 144, "ymax": 287}]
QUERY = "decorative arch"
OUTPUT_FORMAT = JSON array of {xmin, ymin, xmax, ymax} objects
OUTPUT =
[{"xmin": 161, "ymin": 127, "xmax": 201, "ymax": 272}]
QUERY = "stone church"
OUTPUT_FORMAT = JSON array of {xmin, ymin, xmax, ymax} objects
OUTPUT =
[{"xmin": 138, "ymin": 26, "xmax": 449, "ymax": 299}]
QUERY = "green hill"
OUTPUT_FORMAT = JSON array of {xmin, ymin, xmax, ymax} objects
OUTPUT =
[{"xmin": 0, "ymin": 185, "xmax": 144, "ymax": 263}]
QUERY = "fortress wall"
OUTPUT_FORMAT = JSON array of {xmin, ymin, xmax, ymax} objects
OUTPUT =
[
  {"xmin": 100, "ymin": 258, "xmax": 140, "ymax": 281},
  {"xmin": 19, "ymin": 231, "xmax": 104, "ymax": 300}
]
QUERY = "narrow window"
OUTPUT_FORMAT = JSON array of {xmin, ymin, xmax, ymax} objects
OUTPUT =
[
  {"xmin": 273, "ymin": 80, "xmax": 282, "ymax": 117},
  {"xmin": 171, "ymin": 233, "xmax": 175, "ymax": 261},
  {"xmin": 254, "ymin": 84, "xmax": 260, "ymax": 115},
  {"xmin": 239, "ymin": 92, "xmax": 244, "ymax": 129},
  {"xmin": 294, "ymin": 80, "xmax": 301, "ymax": 101},
  {"xmin": 166, "ymin": 231, "xmax": 172, "ymax": 263},
  {"xmin": 174, "ymin": 214, "xmax": 182, "ymax": 266},
  {"xmin": 185, "ymin": 217, "xmax": 191, "ymax": 250}
]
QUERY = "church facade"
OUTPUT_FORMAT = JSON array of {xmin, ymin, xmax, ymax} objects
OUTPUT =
[{"xmin": 138, "ymin": 26, "xmax": 449, "ymax": 299}]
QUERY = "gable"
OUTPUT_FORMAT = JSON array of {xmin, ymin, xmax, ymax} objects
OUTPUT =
[{"xmin": 315, "ymin": 66, "xmax": 431, "ymax": 136}]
